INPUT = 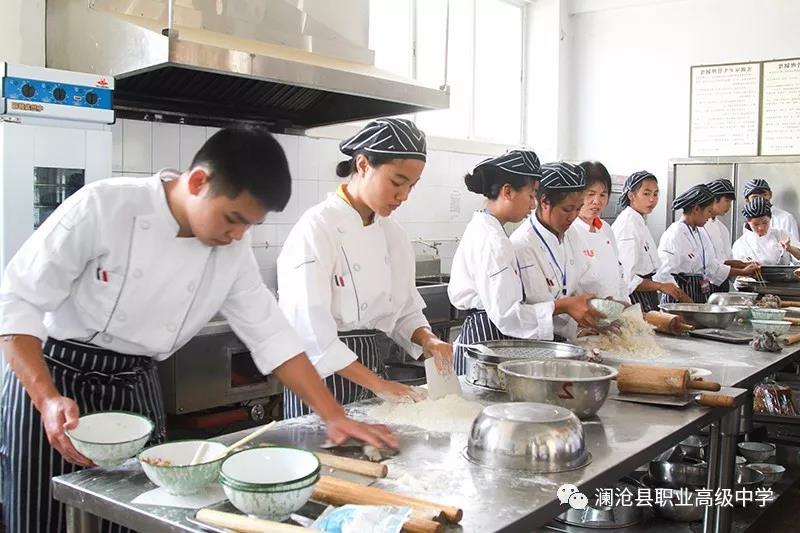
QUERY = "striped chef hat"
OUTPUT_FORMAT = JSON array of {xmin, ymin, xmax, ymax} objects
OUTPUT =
[
  {"xmin": 473, "ymin": 150, "xmax": 542, "ymax": 179},
  {"xmin": 539, "ymin": 162, "xmax": 585, "ymax": 191},
  {"xmin": 742, "ymin": 196, "xmax": 772, "ymax": 219},
  {"xmin": 339, "ymin": 118, "xmax": 426, "ymax": 161},
  {"xmin": 619, "ymin": 170, "xmax": 657, "ymax": 206},
  {"xmin": 743, "ymin": 178, "xmax": 771, "ymax": 199},
  {"xmin": 706, "ymin": 178, "xmax": 735, "ymax": 198},
  {"xmin": 672, "ymin": 184, "xmax": 715, "ymax": 211}
]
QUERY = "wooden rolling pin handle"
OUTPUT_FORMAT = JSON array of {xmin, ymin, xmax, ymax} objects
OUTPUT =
[
  {"xmin": 780, "ymin": 300, "xmax": 800, "ymax": 308},
  {"xmin": 784, "ymin": 317, "xmax": 800, "ymax": 326},
  {"xmin": 696, "ymin": 394, "xmax": 737, "ymax": 408},
  {"xmin": 688, "ymin": 380, "xmax": 721, "ymax": 392},
  {"xmin": 403, "ymin": 517, "xmax": 445, "ymax": 533},
  {"xmin": 314, "ymin": 451, "xmax": 388, "ymax": 478},
  {"xmin": 196, "ymin": 509, "xmax": 307, "ymax": 533},
  {"xmin": 784, "ymin": 332, "xmax": 800, "ymax": 345}
]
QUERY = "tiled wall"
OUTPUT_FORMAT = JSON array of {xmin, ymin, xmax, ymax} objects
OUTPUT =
[{"xmin": 112, "ymin": 119, "xmax": 495, "ymax": 290}]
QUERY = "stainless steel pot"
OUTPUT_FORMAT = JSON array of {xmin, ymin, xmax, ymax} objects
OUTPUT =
[
  {"xmin": 555, "ymin": 480, "xmax": 642, "ymax": 528},
  {"xmin": 640, "ymin": 474, "xmax": 705, "ymax": 522},
  {"xmin": 649, "ymin": 459, "xmax": 708, "ymax": 489},
  {"xmin": 497, "ymin": 360, "xmax": 617, "ymax": 419},
  {"xmin": 708, "ymin": 292, "xmax": 758, "ymax": 306},
  {"xmin": 462, "ymin": 340, "xmax": 586, "ymax": 391},
  {"xmin": 760, "ymin": 265, "xmax": 800, "ymax": 282},
  {"xmin": 658, "ymin": 303, "xmax": 739, "ymax": 329}
]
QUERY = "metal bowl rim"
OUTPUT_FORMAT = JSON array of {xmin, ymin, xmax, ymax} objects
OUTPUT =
[
  {"xmin": 659, "ymin": 303, "xmax": 740, "ymax": 314},
  {"xmin": 462, "ymin": 447, "xmax": 592, "ymax": 474},
  {"xmin": 497, "ymin": 359, "xmax": 619, "ymax": 382},
  {"xmin": 462, "ymin": 340, "xmax": 586, "ymax": 364}
]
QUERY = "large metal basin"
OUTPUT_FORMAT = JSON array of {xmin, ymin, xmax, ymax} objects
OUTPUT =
[
  {"xmin": 659, "ymin": 303, "xmax": 738, "ymax": 329},
  {"xmin": 497, "ymin": 360, "xmax": 617, "ymax": 419}
]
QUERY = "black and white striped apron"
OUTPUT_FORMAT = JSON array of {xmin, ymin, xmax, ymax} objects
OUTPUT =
[
  {"xmin": 661, "ymin": 273, "xmax": 709, "ymax": 305},
  {"xmin": 1, "ymin": 338, "xmax": 166, "ymax": 533},
  {"xmin": 629, "ymin": 272, "xmax": 660, "ymax": 313},
  {"xmin": 282, "ymin": 330, "xmax": 381, "ymax": 419},
  {"xmin": 711, "ymin": 279, "xmax": 731, "ymax": 294},
  {"xmin": 453, "ymin": 310, "xmax": 514, "ymax": 375}
]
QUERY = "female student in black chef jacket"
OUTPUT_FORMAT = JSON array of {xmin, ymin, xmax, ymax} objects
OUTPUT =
[
  {"xmin": 656, "ymin": 184, "xmax": 759, "ymax": 303},
  {"xmin": 277, "ymin": 118, "xmax": 454, "ymax": 417},
  {"xmin": 449, "ymin": 154, "xmax": 602, "ymax": 374},
  {"xmin": 612, "ymin": 171, "xmax": 691, "ymax": 311},
  {"xmin": 0, "ymin": 128, "xmax": 395, "ymax": 533}
]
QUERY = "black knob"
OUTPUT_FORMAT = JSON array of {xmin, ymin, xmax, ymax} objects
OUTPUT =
[
  {"xmin": 21, "ymin": 84, "xmax": 35, "ymax": 98},
  {"xmin": 53, "ymin": 87, "xmax": 67, "ymax": 101},
  {"xmin": 85, "ymin": 92, "xmax": 98, "ymax": 105}
]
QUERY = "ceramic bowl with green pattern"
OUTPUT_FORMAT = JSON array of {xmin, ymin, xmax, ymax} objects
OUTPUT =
[
  {"xmin": 67, "ymin": 411, "xmax": 154, "ymax": 467},
  {"xmin": 589, "ymin": 299, "xmax": 625, "ymax": 327},
  {"xmin": 139, "ymin": 440, "xmax": 227, "ymax": 495}
]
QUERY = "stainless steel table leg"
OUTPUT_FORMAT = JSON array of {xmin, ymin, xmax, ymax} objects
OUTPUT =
[
  {"xmin": 65, "ymin": 505, "xmax": 99, "ymax": 533},
  {"xmin": 703, "ymin": 421, "xmax": 721, "ymax": 533},
  {"xmin": 715, "ymin": 407, "xmax": 741, "ymax": 533}
]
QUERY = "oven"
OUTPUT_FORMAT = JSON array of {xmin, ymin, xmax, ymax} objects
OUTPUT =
[{"xmin": 157, "ymin": 319, "xmax": 283, "ymax": 415}]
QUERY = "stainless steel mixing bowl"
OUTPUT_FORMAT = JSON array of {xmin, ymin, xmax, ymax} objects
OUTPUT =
[
  {"xmin": 659, "ymin": 303, "xmax": 739, "ymax": 329},
  {"xmin": 466, "ymin": 402, "xmax": 590, "ymax": 473},
  {"xmin": 497, "ymin": 360, "xmax": 617, "ymax": 419},
  {"xmin": 707, "ymin": 292, "xmax": 758, "ymax": 306}
]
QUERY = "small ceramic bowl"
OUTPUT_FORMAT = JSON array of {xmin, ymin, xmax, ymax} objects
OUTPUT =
[
  {"xmin": 139, "ymin": 440, "xmax": 227, "ymax": 495},
  {"xmin": 219, "ymin": 447, "xmax": 321, "ymax": 520},
  {"xmin": 737, "ymin": 442, "xmax": 776, "ymax": 463},
  {"xmin": 747, "ymin": 463, "xmax": 786, "ymax": 486},
  {"xmin": 67, "ymin": 411, "xmax": 153, "ymax": 467},
  {"xmin": 750, "ymin": 308, "xmax": 787, "ymax": 321},
  {"xmin": 589, "ymin": 299, "xmax": 625, "ymax": 327},
  {"xmin": 750, "ymin": 320, "xmax": 792, "ymax": 335}
]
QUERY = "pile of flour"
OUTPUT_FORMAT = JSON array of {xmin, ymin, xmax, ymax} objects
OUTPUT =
[{"xmin": 365, "ymin": 394, "xmax": 484, "ymax": 433}]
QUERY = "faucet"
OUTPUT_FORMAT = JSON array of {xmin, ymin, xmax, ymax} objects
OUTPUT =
[{"xmin": 414, "ymin": 238, "xmax": 443, "ymax": 255}]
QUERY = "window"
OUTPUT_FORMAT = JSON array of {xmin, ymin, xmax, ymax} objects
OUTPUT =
[{"xmin": 369, "ymin": 0, "xmax": 526, "ymax": 144}]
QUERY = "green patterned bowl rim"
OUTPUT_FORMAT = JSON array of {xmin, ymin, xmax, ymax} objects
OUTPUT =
[
  {"xmin": 138, "ymin": 439, "xmax": 227, "ymax": 469},
  {"xmin": 219, "ymin": 446, "xmax": 321, "ymax": 491},
  {"xmin": 67, "ymin": 410, "xmax": 154, "ymax": 446},
  {"xmin": 220, "ymin": 473, "xmax": 320, "ymax": 493}
]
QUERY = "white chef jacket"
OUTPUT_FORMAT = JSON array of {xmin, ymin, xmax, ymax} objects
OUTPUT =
[
  {"xmin": 703, "ymin": 217, "xmax": 733, "ymax": 265},
  {"xmin": 567, "ymin": 218, "xmax": 630, "ymax": 302},
  {"xmin": 0, "ymin": 173, "xmax": 304, "ymax": 374},
  {"xmin": 448, "ymin": 211, "xmax": 556, "ymax": 340},
  {"xmin": 510, "ymin": 215, "xmax": 586, "ymax": 341},
  {"xmin": 612, "ymin": 206, "xmax": 663, "ymax": 293},
  {"xmin": 277, "ymin": 192, "xmax": 429, "ymax": 378},
  {"xmin": 655, "ymin": 220, "xmax": 731, "ymax": 286},
  {"xmin": 770, "ymin": 206, "xmax": 800, "ymax": 242},
  {"xmin": 732, "ymin": 228, "xmax": 798, "ymax": 265}
]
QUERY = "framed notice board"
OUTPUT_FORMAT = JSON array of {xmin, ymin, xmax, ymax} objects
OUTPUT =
[{"xmin": 761, "ymin": 58, "xmax": 800, "ymax": 155}]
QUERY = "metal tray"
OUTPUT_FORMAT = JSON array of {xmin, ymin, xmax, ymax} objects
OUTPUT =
[{"xmin": 687, "ymin": 328, "xmax": 753, "ymax": 344}]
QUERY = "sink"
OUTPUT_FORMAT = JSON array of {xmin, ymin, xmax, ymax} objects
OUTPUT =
[
  {"xmin": 416, "ymin": 274, "xmax": 450, "ymax": 284},
  {"xmin": 415, "ymin": 276, "xmax": 451, "ymax": 324}
]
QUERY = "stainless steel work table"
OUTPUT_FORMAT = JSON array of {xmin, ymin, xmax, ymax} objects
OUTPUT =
[{"xmin": 53, "ymin": 333, "xmax": 800, "ymax": 533}]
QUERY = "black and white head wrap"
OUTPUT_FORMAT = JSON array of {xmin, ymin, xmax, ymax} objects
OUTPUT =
[
  {"xmin": 339, "ymin": 118, "xmax": 426, "ymax": 161},
  {"xmin": 539, "ymin": 162, "xmax": 585, "ymax": 191},
  {"xmin": 706, "ymin": 178, "xmax": 735, "ymax": 198},
  {"xmin": 742, "ymin": 196, "xmax": 772, "ymax": 219},
  {"xmin": 619, "ymin": 170, "xmax": 657, "ymax": 206},
  {"xmin": 743, "ymin": 178, "xmax": 771, "ymax": 199},
  {"xmin": 672, "ymin": 184, "xmax": 715, "ymax": 211},
  {"xmin": 473, "ymin": 150, "xmax": 542, "ymax": 180}
]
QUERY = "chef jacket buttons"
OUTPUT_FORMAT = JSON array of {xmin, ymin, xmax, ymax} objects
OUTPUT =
[
  {"xmin": 140, "ymin": 220, "xmax": 151, "ymax": 230},
  {"xmin": 132, "ymin": 269, "xmax": 143, "ymax": 279},
  {"xmin": 166, "ymin": 323, "xmax": 177, "ymax": 333},
  {"xmin": 360, "ymin": 303, "xmax": 368, "ymax": 311},
  {"xmin": 337, "ymin": 227, "xmax": 345, "ymax": 234},
  {"xmin": 101, "ymin": 333, "xmax": 112, "ymax": 343},
  {"xmin": 117, "ymin": 312, "xmax": 127, "ymax": 321},
  {"xmin": 353, "ymin": 264, "xmax": 361, "ymax": 272}
]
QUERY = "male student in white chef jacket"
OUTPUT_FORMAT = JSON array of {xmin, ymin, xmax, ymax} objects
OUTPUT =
[{"xmin": 0, "ymin": 127, "xmax": 396, "ymax": 533}]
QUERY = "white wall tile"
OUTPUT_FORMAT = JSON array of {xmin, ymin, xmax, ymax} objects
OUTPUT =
[
  {"xmin": 422, "ymin": 150, "xmax": 450, "ymax": 188},
  {"xmin": 297, "ymin": 137, "xmax": 320, "ymax": 181},
  {"xmin": 205, "ymin": 126, "xmax": 221, "ymax": 140},
  {"xmin": 317, "ymin": 180, "xmax": 339, "ymax": 202},
  {"xmin": 152, "ymin": 122, "xmax": 180, "ymax": 171},
  {"xmin": 179, "ymin": 124, "xmax": 207, "ymax": 169},
  {"xmin": 111, "ymin": 120, "xmax": 123, "ymax": 172},
  {"xmin": 316, "ymin": 138, "xmax": 342, "ymax": 181},
  {"xmin": 275, "ymin": 134, "xmax": 300, "ymax": 180},
  {"xmin": 122, "ymin": 120, "xmax": 152, "ymax": 174},
  {"xmin": 294, "ymin": 180, "xmax": 319, "ymax": 216}
]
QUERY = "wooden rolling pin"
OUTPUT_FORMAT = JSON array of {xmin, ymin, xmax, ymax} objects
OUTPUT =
[
  {"xmin": 784, "ymin": 332, "xmax": 800, "ymax": 346},
  {"xmin": 780, "ymin": 300, "xmax": 800, "ymax": 308},
  {"xmin": 259, "ymin": 443, "xmax": 387, "ymax": 478},
  {"xmin": 645, "ymin": 311, "xmax": 695, "ymax": 335},
  {"xmin": 784, "ymin": 317, "xmax": 800, "ymax": 326},
  {"xmin": 312, "ymin": 475, "xmax": 463, "ymax": 524},
  {"xmin": 617, "ymin": 365, "xmax": 721, "ymax": 396},
  {"xmin": 196, "ymin": 509, "xmax": 307, "ymax": 532},
  {"xmin": 693, "ymin": 394, "xmax": 737, "ymax": 408}
]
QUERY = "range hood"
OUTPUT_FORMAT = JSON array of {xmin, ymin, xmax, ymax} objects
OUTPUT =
[{"xmin": 46, "ymin": 0, "xmax": 449, "ymax": 130}]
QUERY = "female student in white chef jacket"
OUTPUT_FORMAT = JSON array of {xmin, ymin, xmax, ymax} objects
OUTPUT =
[
  {"xmin": 703, "ymin": 178, "xmax": 750, "ymax": 293},
  {"xmin": 449, "ymin": 154, "xmax": 602, "ymax": 374},
  {"xmin": 657, "ymin": 185, "xmax": 758, "ymax": 303},
  {"xmin": 743, "ymin": 178, "xmax": 800, "ymax": 242},
  {"xmin": 612, "ymin": 171, "xmax": 690, "ymax": 312},
  {"xmin": 733, "ymin": 197, "xmax": 800, "ymax": 265},
  {"xmin": 565, "ymin": 161, "xmax": 629, "ymax": 302},
  {"xmin": 277, "ymin": 118, "xmax": 454, "ymax": 417},
  {"xmin": 510, "ymin": 162, "xmax": 606, "ymax": 342}
]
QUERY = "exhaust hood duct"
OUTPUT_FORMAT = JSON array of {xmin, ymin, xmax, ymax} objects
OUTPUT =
[{"xmin": 46, "ymin": 0, "xmax": 449, "ymax": 131}]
